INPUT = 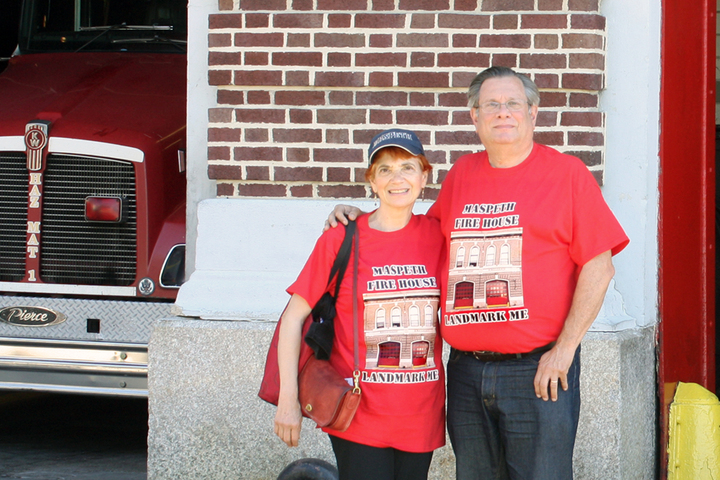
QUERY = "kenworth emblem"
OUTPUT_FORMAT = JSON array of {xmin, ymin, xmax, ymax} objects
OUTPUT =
[
  {"xmin": 0, "ymin": 306, "xmax": 67, "ymax": 327},
  {"xmin": 24, "ymin": 121, "xmax": 50, "ymax": 171}
]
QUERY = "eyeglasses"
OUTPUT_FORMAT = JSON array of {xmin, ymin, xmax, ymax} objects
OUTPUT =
[{"xmin": 477, "ymin": 100, "xmax": 528, "ymax": 114}]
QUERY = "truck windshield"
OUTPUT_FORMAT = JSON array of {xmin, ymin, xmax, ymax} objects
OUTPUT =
[{"xmin": 18, "ymin": 0, "xmax": 187, "ymax": 54}]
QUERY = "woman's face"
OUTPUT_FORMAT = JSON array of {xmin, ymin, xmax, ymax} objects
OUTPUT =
[{"xmin": 369, "ymin": 152, "xmax": 428, "ymax": 212}]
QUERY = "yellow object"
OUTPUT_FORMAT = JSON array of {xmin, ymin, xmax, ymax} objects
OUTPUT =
[{"xmin": 667, "ymin": 382, "xmax": 720, "ymax": 479}]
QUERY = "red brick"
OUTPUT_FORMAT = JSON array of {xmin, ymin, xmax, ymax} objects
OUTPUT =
[
  {"xmin": 491, "ymin": 54, "xmax": 517, "ymax": 68},
  {"xmin": 290, "ymin": 185, "xmax": 313, "ymax": 197},
  {"xmin": 328, "ymin": 53, "xmax": 352, "ymax": 67},
  {"xmin": 209, "ymin": 108, "xmax": 233, "ymax": 123},
  {"xmin": 209, "ymin": 52, "xmax": 242, "ymax": 66},
  {"xmin": 293, "ymin": 0, "xmax": 313, "ymax": 10},
  {"xmin": 369, "ymin": 72, "xmax": 394, "ymax": 87},
  {"xmin": 356, "ymin": 53, "xmax": 407, "ymax": 67},
  {"xmin": 208, "ymin": 147, "xmax": 231, "ymax": 160},
  {"xmin": 369, "ymin": 34, "xmax": 393, "ymax": 48},
  {"xmin": 370, "ymin": 110, "xmax": 393, "ymax": 124},
  {"xmin": 216, "ymin": 183, "xmax": 234, "ymax": 196},
  {"xmin": 439, "ymin": 92, "xmax": 467, "ymax": 107},
  {"xmin": 287, "ymin": 34, "xmax": 310, "ymax": 48},
  {"xmin": 452, "ymin": 111, "xmax": 473, "ymax": 125},
  {"xmin": 538, "ymin": 0, "xmax": 563, "ymax": 10},
  {"xmin": 562, "ymin": 33, "xmax": 603, "ymax": 49},
  {"xmin": 209, "ymin": 33, "xmax": 232, "ymax": 47},
  {"xmin": 315, "ymin": 33, "xmax": 365, "ymax": 48},
  {"xmin": 318, "ymin": 184, "xmax": 367, "ymax": 199},
  {"xmin": 209, "ymin": 14, "xmax": 242, "ymax": 29},
  {"xmin": 568, "ymin": 0, "xmax": 599, "ymax": 11},
  {"xmin": 410, "ymin": 92, "xmax": 435, "ymax": 107},
  {"xmin": 571, "ymin": 14, "xmax": 606, "ymax": 30},
  {"xmin": 209, "ymin": 70, "xmax": 232, "ymax": 86},
  {"xmin": 454, "ymin": 0, "xmax": 478, "ymax": 10},
  {"xmin": 536, "ymin": 111, "xmax": 557, "ymax": 127},
  {"xmin": 327, "ymin": 130, "xmax": 350, "ymax": 144},
  {"xmin": 480, "ymin": 34, "xmax": 532, "ymax": 48},
  {"xmin": 275, "ymin": 167, "xmax": 323, "ymax": 181},
  {"xmin": 272, "ymin": 52, "xmax": 322, "ymax": 67},
  {"xmin": 438, "ymin": 52, "xmax": 490, "ymax": 68},
  {"xmin": 481, "ymin": 0, "xmax": 534, "ymax": 10},
  {"xmin": 240, "ymin": 0, "xmax": 287, "ymax": 10},
  {"xmin": 274, "ymin": 129, "xmax": 323, "ymax": 143},
  {"xmin": 562, "ymin": 73, "xmax": 603, "ymax": 90},
  {"xmin": 314, "ymin": 148, "xmax": 364, "ymax": 163},
  {"xmin": 401, "ymin": 0, "xmax": 449, "ymax": 10},
  {"xmin": 453, "ymin": 34, "xmax": 477, "ymax": 48},
  {"xmin": 218, "ymin": 0, "xmax": 233, "ymax": 11},
  {"xmin": 329, "ymin": 91, "xmax": 354, "ymax": 105},
  {"xmin": 208, "ymin": 164, "xmax": 242, "ymax": 180},
  {"xmin": 235, "ymin": 108, "xmax": 285, "ymax": 123},
  {"xmin": 398, "ymin": 33, "xmax": 448, "ymax": 48},
  {"xmin": 246, "ymin": 166, "xmax": 270, "ymax": 180},
  {"xmin": 245, "ymin": 52, "xmax": 269, "ymax": 66},
  {"xmin": 539, "ymin": 91, "xmax": 566, "ymax": 107},
  {"xmin": 449, "ymin": 150, "xmax": 475, "ymax": 164},
  {"xmin": 562, "ymin": 111, "xmax": 602, "ymax": 127},
  {"xmin": 521, "ymin": 14, "xmax": 568, "ymax": 29},
  {"xmin": 328, "ymin": 167, "xmax": 352, "ymax": 182},
  {"xmin": 568, "ymin": 131, "xmax": 603, "ymax": 146},
  {"xmin": 245, "ymin": 13, "xmax": 270, "ymax": 28},
  {"xmin": 237, "ymin": 184, "xmax": 287, "ymax": 197},
  {"xmin": 318, "ymin": 0, "xmax": 368, "ymax": 9},
  {"xmin": 493, "ymin": 15, "xmax": 518, "ymax": 30},
  {"xmin": 519, "ymin": 53, "xmax": 566, "ymax": 69},
  {"xmin": 208, "ymin": 128, "xmax": 242, "ymax": 142},
  {"xmin": 234, "ymin": 70, "xmax": 283, "ymax": 86},
  {"xmin": 357, "ymin": 91, "xmax": 408, "ymax": 106},
  {"xmin": 423, "ymin": 187, "xmax": 440, "ymax": 200},
  {"xmin": 317, "ymin": 109, "xmax": 367, "ymax": 124},
  {"xmin": 234, "ymin": 147, "xmax": 283, "ymax": 161},
  {"xmin": 534, "ymin": 73, "xmax": 559, "ymax": 89},
  {"xmin": 569, "ymin": 53, "xmax": 604, "ymax": 69},
  {"xmin": 398, "ymin": 72, "xmax": 449, "ymax": 88},
  {"xmin": 567, "ymin": 150, "xmax": 601, "ymax": 167},
  {"xmin": 285, "ymin": 71, "xmax": 309, "ymax": 86},
  {"xmin": 425, "ymin": 150, "xmax": 447, "ymax": 165},
  {"xmin": 535, "ymin": 34, "xmax": 559, "ymax": 49},
  {"xmin": 452, "ymin": 71, "xmax": 478, "ymax": 88},
  {"xmin": 533, "ymin": 131, "xmax": 563, "ymax": 145},
  {"xmin": 275, "ymin": 91, "xmax": 326, "ymax": 106},
  {"xmin": 438, "ymin": 14, "xmax": 490, "ymax": 29},
  {"xmin": 354, "ymin": 167, "xmax": 367, "ymax": 180},
  {"xmin": 591, "ymin": 169, "xmax": 603, "ymax": 186},
  {"xmin": 246, "ymin": 91, "xmax": 271, "ymax": 104},
  {"xmin": 328, "ymin": 14, "xmax": 352, "ymax": 28},
  {"xmin": 436, "ymin": 131, "xmax": 480, "ymax": 146},
  {"xmin": 411, "ymin": 14, "xmax": 436, "ymax": 29},
  {"xmin": 355, "ymin": 14, "xmax": 406, "ymax": 29},
  {"xmin": 287, "ymin": 148, "xmax": 310, "ymax": 162},
  {"xmin": 234, "ymin": 33, "xmax": 283, "ymax": 47},
  {"xmin": 569, "ymin": 93, "xmax": 598, "ymax": 108},
  {"xmin": 372, "ymin": 0, "xmax": 394, "ymax": 10},
  {"xmin": 289, "ymin": 109, "xmax": 313, "ymax": 124},
  {"xmin": 274, "ymin": 13, "xmax": 324, "ymax": 28},
  {"xmin": 315, "ymin": 72, "xmax": 365, "ymax": 87},
  {"xmin": 397, "ymin": 110, "xmax": 448, "ymax": 125},
  {"xmin": 411, "ymin": 52, "xmax": 435, "ymax": 68}
]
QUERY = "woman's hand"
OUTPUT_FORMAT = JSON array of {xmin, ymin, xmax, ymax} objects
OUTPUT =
[
  {"xmin": 274, "ymin": 396, "xmax": 303, "ymax": 447},
  {"xmin": 324, "ymin": 205, "xmax": 363, "ymax": 231}
]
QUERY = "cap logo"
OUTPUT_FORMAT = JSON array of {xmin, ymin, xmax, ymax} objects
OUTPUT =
[{"xmin": 372, "ymin": 131, "xmax": 415, "ymax": 150}]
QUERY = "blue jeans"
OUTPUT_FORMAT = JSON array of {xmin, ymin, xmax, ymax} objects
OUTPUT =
[{"xmin": 447, "ymin": 347, "xmax": 581, "ymax": 480}]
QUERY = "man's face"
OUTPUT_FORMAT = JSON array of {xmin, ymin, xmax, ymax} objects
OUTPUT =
[{"xmin": 470, "ymin": 76, "xmax": 538, "ymax": 151}]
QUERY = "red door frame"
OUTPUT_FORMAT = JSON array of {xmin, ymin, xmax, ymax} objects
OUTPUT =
[{"xmin": 659, "ymin": 0, "xmax": 716, "ymax": 475}]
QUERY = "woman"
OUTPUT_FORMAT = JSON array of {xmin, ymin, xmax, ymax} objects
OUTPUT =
[{"xmin": 274, "ymin": 129, "xmax": 446, "ymax": 480}]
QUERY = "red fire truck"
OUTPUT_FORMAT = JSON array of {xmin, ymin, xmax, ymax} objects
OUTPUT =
[{"xmin": 0, "ymin": 0, "xmax": 187, "ymax": 396}]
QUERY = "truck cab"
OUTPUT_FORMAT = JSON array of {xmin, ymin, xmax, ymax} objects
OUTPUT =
[{"xmin": 0, "ymin": 0, "xmax": 187, "ymax": 396}]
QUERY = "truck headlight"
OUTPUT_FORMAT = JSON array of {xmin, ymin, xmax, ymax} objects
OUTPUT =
[{"xmin": 160, "ymin": 244, "xmax": 185, "ymax": 288}]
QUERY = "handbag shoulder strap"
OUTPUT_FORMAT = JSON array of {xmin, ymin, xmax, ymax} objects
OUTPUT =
[
  {"xmin": 351, "ymin": 225, "xmax": 361, "ymax": 390},
  {"xmin": 327, "ymin": 220, "xmax": 356, "ymax": 298}
]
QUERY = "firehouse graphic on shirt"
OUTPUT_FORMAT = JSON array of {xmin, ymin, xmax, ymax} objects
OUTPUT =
[
  {"xmin": 360, "ymin": 263, "xmax": 441, "ymax": 384},
  {"xmin": 444, "ymin": 201, "xmax": 529, "ymax": 327}
]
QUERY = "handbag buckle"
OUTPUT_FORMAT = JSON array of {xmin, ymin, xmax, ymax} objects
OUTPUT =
[{"xmin": 352, "ymin": 370, "xmax": 361, "ymax": 394}]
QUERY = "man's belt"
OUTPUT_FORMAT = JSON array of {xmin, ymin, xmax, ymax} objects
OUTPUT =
[{"xmin": 461, "ymin": 342, "xmax": 556, "ymax": 362}]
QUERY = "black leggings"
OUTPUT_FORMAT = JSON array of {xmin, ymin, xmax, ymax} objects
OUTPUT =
[{"xmin": 329, "ymin": 435, "xmax": 434, "ymax": 480}]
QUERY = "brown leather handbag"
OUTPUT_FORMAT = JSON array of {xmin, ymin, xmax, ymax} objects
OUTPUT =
[{"xmin": 296, "ymin": 224, "xmax": 361, "ymax": 431}]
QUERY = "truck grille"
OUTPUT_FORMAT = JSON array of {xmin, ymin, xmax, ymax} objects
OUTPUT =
[
  {"xmin": 0, "ymin": 153, "xmax": 29, "ymax": 281},
  {"xmin": 41, "ymin": 155, "xmax": 137, "ymax": 286}
]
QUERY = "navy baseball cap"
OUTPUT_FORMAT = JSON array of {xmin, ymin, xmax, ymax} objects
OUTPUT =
[{"xmin": 368, "ymin": 129, "xmax": 425, "ymax": 164}]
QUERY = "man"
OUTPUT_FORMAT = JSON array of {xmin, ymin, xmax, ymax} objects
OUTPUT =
[{"xmin": 329, "ymin": 66, "xmax": 628, "ymax": 479}]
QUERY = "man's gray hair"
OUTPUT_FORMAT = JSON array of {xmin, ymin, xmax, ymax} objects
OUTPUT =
[{"xmin": 467, "ymin": 67, "xmax": 541, "ymax": 109}]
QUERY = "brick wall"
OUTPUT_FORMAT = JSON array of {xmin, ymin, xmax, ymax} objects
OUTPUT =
[{"xmin": 207, "ymin": 0, "xmax": 606, "ymax": 199}]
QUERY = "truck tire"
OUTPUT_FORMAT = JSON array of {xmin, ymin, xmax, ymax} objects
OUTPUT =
[{"xmin": 276, "ymin": 458, "xmax": 339, "ymax": 480}]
